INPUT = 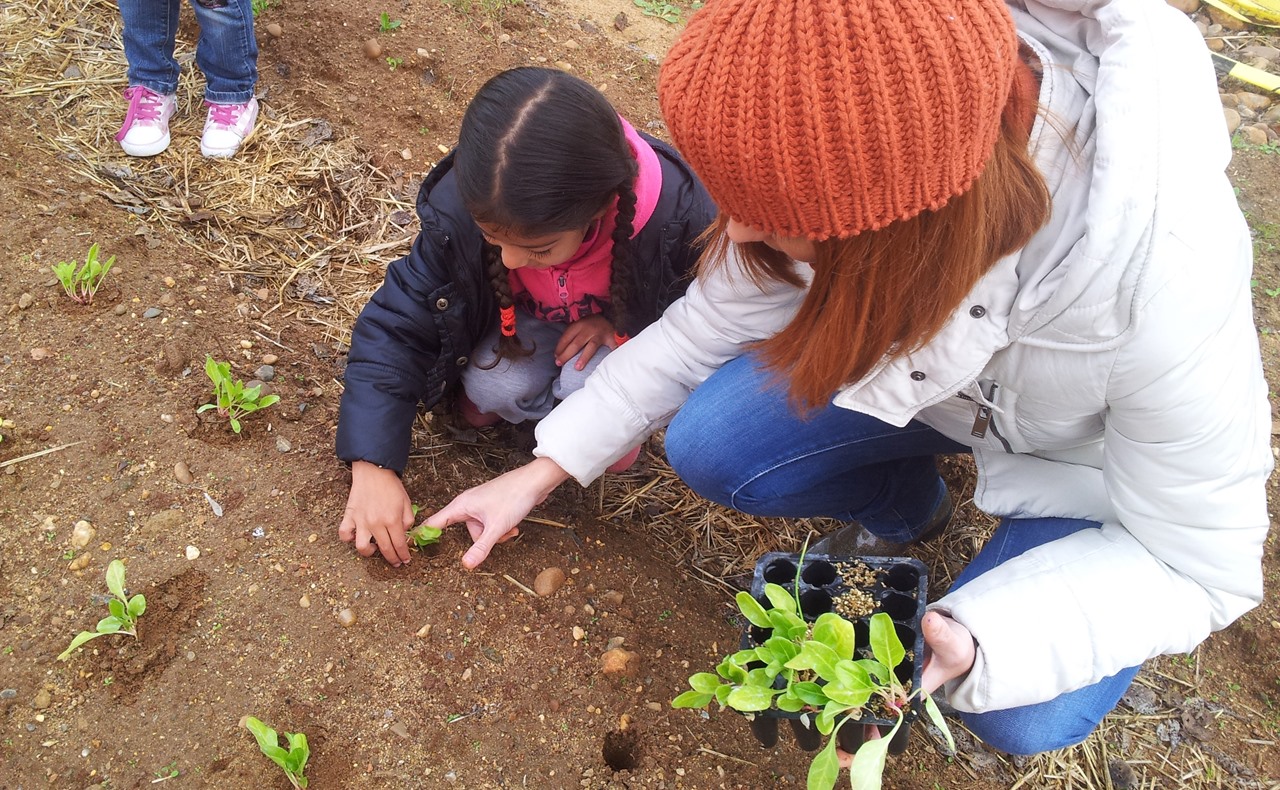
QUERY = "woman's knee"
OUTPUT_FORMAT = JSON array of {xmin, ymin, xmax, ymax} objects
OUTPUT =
[{"xmin": 959, "ymin": 706, "xmax": 1097, "ymax": 755}]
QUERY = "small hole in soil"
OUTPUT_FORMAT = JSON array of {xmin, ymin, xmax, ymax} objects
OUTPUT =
[
  {"xmin": 884, "ymin": 564, "xmax": 920, "ymax": 592},
  {"xmin": 763, "ymin": 559, "xmax": 797, "ymax": 584},
  {"xmin": 801, "ymin": 560, "xmax": 837, "ymax": 586},
  {"xmin": 602, "ymin": 728, "xmax": 642, "ymax": 771}
]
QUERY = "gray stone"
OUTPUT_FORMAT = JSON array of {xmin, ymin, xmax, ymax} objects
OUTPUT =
[
  {"xmin": 255, "ymin": 364, "xmax": 275, "ymax": 382},
  {"xmin": 142, "ymin": 307, "xmax": 162, "ymax": 319}
]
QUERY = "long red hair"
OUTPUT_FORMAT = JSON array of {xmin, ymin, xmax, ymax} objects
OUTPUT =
[{"xmin": 699, "ymin": 53, "xmax": 1050, "ymax": 412}]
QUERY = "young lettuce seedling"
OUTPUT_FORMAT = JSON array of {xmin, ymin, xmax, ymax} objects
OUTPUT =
[
  {"xmin": 243, "ymin": 716, "xmax": 310, "ymax": 788},
  {"xmin": 57, "ymin": 559, "xmax": 145, "ymax": 661},
  {"xmin": 407, "ymin": 504, "xmax": 442, "ymax": 548},
  {"xmin": 197, "ymin": 356, "xmax": 281, "ymax": 434},
  {"xmin": 51, "ymin": 243, "xmax": 116, "ymax": 305}
]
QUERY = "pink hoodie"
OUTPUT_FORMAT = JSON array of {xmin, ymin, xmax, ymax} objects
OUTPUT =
[{"xmin": 508, "ymin": 118, "xmax": 662, "ymax": 325}]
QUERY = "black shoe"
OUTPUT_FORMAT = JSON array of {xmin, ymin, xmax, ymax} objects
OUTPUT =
[{"xmin": 810, "ymin": 490, "xmax": 953, "ymax": 556}]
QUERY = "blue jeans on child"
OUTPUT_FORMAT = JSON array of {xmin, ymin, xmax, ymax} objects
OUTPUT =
[
  {"xmin": 664, "ymin": 352, "xmax": 1141, "ymax": 755},
  {"xmin": 462, "ymin": 311, "xmax": 612, "ymax": 424},
  {"xmin": 118, "ymin": 0, "xmax": 258, "ymax": 103}
]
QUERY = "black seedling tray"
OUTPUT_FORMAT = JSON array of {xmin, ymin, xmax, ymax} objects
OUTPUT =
[{"xmin": 740, "ymin": 553, "xmax": 928, "ymax": 755}]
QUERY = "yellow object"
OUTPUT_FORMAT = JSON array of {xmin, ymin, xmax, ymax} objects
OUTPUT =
[{"xmin": 1203, "ymin": 0, "xmax": 1280, "ymax": 27}]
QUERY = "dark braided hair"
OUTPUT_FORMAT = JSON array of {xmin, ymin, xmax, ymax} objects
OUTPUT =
[{"xmin": 455, "ymin": 67, "xmax": 638, "ymax": 362}]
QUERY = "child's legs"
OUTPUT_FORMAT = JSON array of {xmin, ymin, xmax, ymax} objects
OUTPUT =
[
  {"xmin": 550, "ymin": 344, "xmax": 611, "ymax": 402},
  {"xmin": 949, "ymin": 517, "xmax": 1142, "ymax": 754},
  {"xmin": 118, "ymin": 0, "xmax": 182, "ymax": 95},
  {"xmin": 462, "ymin": 316, "xmax": 567, "ymax": 424},
  {"xmin": 664, "ymin": 352, "xmax": 969, "ymax": 541},
  {"xmin": 188, "ymin": 0, "xmax": 257, "ymax": 102}
]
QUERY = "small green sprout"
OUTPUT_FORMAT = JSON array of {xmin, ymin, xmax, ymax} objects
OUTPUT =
[
  {"xmin": 386, "ymin": 56, "xmax": 404, "ymax": 70},
  {"xmin": 408, "ymin": 505, "xmax": 441, "ymax": 548},
  {"xmin": 632, "ymin": 0, "xmax": 684, "ymax": 23},
  {"xmin": 243, "ymin": 716, "xmax": 310, "ymax": 789},
  {"xmin": 51, "ymin": 243, "xmax": 116, "ymax": 305},
  {"xmin": 378, "ymin": 12, "xmax": 402, "ymax": 31},
  {"xmin": 57, "ymin": 559, "xmax": 146, "ymax": 661},
  {"xmin": 197, "ymin": 356, "xmax": 281, "ymax": 434}
]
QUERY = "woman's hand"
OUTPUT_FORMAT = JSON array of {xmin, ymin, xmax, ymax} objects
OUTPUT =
[
  {"xmin": 426, "ymin": 457, "xmax": 571, "ymax": 569},
  {"xmin": 837, "ymin": 610, "xmax": 975, "ymax": 768},
  {"xmin": 338, "ymin": 461, "xmax": 415, "ymax": 567},
  {"xmin": 555, "ymin": 314, "xmax": 617, "ymax": 370}
]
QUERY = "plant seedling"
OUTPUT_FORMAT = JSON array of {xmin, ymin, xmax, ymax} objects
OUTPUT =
[
  {"xmin": 197, "ymin": 356, "xmax": 281, "ymax": 434},
  {"xmin": 57, "ymin": 559, "xmax": 145, "ymax": 661},
  {"xmin": 243, "ymin": 716, "xmax": 310, "ymax": 788},
  {"xmin": 633, "ymin": 0, "xmax": 684, "ymax": 23},
  {"xmin": 378, "ymin": 11, "xmax": 402, "ymax": 31},
  {"xmin": 673, "ymin": 577, "xmax": 954, "ymax": 790},
  {"xmin": 386, "ymin": 56, "xmax": 404, "ymax": 70},
  {"xmin": 408, "ymin": 504, "xmax": 442, "ymax": 548},
  {"xmin": 51, "ymin": 243, "xmax": 116, "ymax": 305}
]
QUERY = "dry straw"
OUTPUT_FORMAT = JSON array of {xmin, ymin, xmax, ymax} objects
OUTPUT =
[{"xmin": 1, "ymin": 1, "xmax": 1266, "ymax": 787}]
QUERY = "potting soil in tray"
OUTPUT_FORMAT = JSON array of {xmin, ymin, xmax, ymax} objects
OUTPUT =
[{"xmin": 741, "ymin": 552, "xmax": 928, "ymax": 754}]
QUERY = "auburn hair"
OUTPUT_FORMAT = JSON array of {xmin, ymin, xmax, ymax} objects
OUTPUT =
[
  {"xmin": 699, "ymin": 52, "xmax": 1050, "ymax": 411},
  {"xmin": 454, "ymin": 67, "xmax": 639, "ymax": 363}
]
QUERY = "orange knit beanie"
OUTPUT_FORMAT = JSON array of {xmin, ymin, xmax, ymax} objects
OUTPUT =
[{"xmin": 659, "ymin": 0, "xmax": 1020, "ymax": 240}]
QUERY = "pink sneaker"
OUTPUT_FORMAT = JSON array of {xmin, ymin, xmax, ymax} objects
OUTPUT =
[
  {"xmin": 116, "ymin": 86, "xmax": 176, "ymax": 157},
  {"xmin": 200, "ymin": 97, "xmax": 259, "ymax": 158},
  {"xmin": 605, "ymin": 445, "xmax": 642, "ymax": 474}
]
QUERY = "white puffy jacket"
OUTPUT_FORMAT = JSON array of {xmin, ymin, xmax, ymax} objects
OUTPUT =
[{"xmin": 534, "ymin": 0, "xmax": 1272, "ymax": 711}]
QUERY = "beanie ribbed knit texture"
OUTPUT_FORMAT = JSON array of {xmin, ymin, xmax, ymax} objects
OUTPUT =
[{"xmin": 658, "ymin": 0, "xmax": 1019, "ymax": 240}]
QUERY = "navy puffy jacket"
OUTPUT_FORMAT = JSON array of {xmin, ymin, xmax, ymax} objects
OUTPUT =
[{"xmin": 336, "ymin": 132, "xmax": 716, "ymax": 472}]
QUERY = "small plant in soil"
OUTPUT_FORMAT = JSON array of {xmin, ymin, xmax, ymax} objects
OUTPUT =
[
  {"xmin": 51, "ymin": 243, "xmax": 115, "ymax": 305},
  {"xmin": 408, "ymin": 504, "xmax": 442, "ymax": 548},
  {"xmin": 672, "ymin": 563, "xmax": 954, "ymax": 790},
  {"xmin": 378, "ymin": 11, "xmax": 402, "ymax": 31},
  {"xmin": 197, "ymin": 356, "xmax": 281, "ymax": 434},
  {"xmin": 57, "ymin": 559, "xmax": 145, "ymax": 661},
  {"xmin": 633, "ymin": 0, "xmax": 685, "ymax": 23},
  {"xmin": 243, "ymin": 716, "xmax": 310, "ymax": 788},
  {"xmin": 386, "ymin": 56, "xmax": 404, "ymax": 71}
]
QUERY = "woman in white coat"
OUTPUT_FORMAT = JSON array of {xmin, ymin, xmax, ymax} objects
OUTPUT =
[{"xmin": 427, "ymin": 0, "xmax": 1273, "ymax": 755}]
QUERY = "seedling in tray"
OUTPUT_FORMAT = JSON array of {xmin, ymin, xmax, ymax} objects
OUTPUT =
[
  {"xmin": 57, "ymin": 559, "xmax": 145, "ymax": 661},
  {"xmin": 243, "ymin": 716, "xmax": 310, "ymax": 788},
  {"xmin": 52, "ymin": 243, "xmax": 116, "ymax": 305},
  {"xmin": 197, "ymin": 356, "xmax": 281, "ymax": 434},
  {"xmin": 672, "ymin": 551, "xmax": 954, "ymax": 790}
]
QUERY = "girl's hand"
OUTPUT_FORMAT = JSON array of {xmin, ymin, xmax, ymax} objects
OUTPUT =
[
  {"xmin": 555, "ymin": 314, "xmax": 617, "ymax": 370},
  {"xmin": 426, "ymin": 457, "xmax": 571, "ymax": 569},
  {"xmin": 339, "ymin": 461, "xmax": 415, "ymax": 567}
]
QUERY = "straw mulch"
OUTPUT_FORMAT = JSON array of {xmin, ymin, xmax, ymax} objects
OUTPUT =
[{"xmin": 2, "ymin": 1, "xmax": 1269, "ymax": 787}]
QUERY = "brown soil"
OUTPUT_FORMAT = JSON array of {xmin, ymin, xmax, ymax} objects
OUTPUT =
[{"xmin": 1, "ymin": 0, "xmax": 1279, "ymax": 789}]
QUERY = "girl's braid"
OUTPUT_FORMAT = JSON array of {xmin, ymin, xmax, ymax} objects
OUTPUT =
[
  {"xmin": 480, "ymin": 241, "xmax": 535, "ymax": 368},
  {"xmin": 607, "ymin": 178, "xmax": 638, "ymax": 340}
]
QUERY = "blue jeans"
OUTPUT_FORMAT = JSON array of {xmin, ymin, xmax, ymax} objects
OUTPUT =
[
  {"xmin": 665, "ymin": 353, "xmax": 1140, "ymax": 755},
  {"xmin": 118, "ymin": 0, "xmax": 258, "ymax": 103}
]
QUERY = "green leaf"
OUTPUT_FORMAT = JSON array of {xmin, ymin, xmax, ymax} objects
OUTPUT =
[
  {"xmin": 725, "ymin": 684, "xmax": 776, "ymax": 712},
  {"xmin": 127, "ymin": 594, "xmax": 146, "ymax": 617},
  {"xmin": 922, "ymin": 691, "xmax": 956, "ymax": 753},
  {"xmin": 763, "ymin": 635, "xmax": 799, "ymax": 665},
  {"xmin": 716, "ymin": 659, "xmax": 747, "ymax": 684},
  {"xmin": 258, "ymin": 394, "xmax": 281, "ymax": 408},
  {"xmin": 96, "ymin": 615, "xmax": 124, "ymax": 633},
  {"xmin": 868, "ymin": 613, "xmax": 904, "ymax": 673},
  {"xmin": 787, "ymin": 640, "xmax": 841, "ymax": 680},
  {"xmin": 728, "ymin": 648, "xmax": 759, "ymax": 666},
  {"xmin": 671, "ymin": 690, "xmax": 714, "ymax": 709},
  {"xmin": 811, "ymin": 612, "xmax": 855, "ymax": 659},
  {"xmin": 57, "ymin": 630, "xmax": 105, "ymax": 661},
  {"xmin": 204, "ymin": 355, "xmax": 221, "ymax": 384},
  {"xmin": 105, "ymin": 559, "xmax": 127, "ymax": 600},
  {"xmin": 763, "ymin": 582, "xmax": 797, "ymax": 614},
  {"xmin": 806, "ymin": 739, "xmax": 840, "ymax": 790},
  {"xmin": 108, "ymin": 599, "xmax": 126, "ymax": 620},
  {"xmin": 196, "ymin": 404, "xmax": 217, "ymax": 413},
  {"xmin": 230, "ymin": 417, "xmax": 242, "ymax": 434},
  {"xmin": 857, "ymin": 658, "xmax": 891, "ymax": 685},
  {"xmin": 816, "ymin": 703, "xmax": 840, "ymax": 735},
  {"xmin": 790, "ymin": 681, "xmax": 830, "ymax": 707},
  {"xmin": 768, "ymin": 608, "xmax": 808, "ymax": 641},
  {"xmin": 822, "ymin": 681, "xmax": 873, "ymax": 710},
  {"xmin": 776, "ymin": 690, "xmax": 807, "ymax": 712},
  {"xmin": 688, "ymin": 673, "xmax": 722, "ymax": 694},
  {"xmin": 847, "ymin": 718, "xmax": 901, "ymax": 790},
  {"xmin": 735, "ymin": 591, "xmax": 770, "ymax": 628},
  {"xmin": 714, "ymin": 684, "xmax": 733, "ymax": 706}
]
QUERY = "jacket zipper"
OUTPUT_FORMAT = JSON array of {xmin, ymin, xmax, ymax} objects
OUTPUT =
[{"xmin": 960, "ymin": 382, "xmax": 1013, "ymax": 453}]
